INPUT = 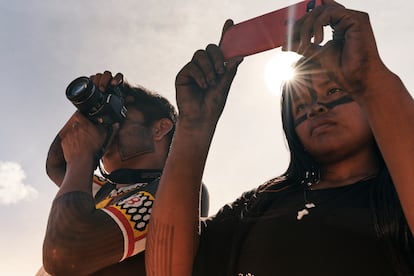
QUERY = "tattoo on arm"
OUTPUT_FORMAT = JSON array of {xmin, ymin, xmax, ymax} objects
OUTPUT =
[{"xmin": 146, "ymin": 218, "xmax": 175, "ymax": 276}]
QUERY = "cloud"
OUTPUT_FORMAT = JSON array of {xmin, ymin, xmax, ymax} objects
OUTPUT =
[{"xmin": 0, "ymin": 161, "xmax": 38, "ymax": 205}]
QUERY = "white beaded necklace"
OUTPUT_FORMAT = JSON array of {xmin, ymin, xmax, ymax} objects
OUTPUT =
[
  {"xmin": 297, "ymin": 176, "xmax": 318, "ymax": 220},
  {"xmin": 296, "ymin": 172, "xmax": 377, "ymax": 220}
]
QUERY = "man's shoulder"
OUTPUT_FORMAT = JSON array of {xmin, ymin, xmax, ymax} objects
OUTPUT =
[{"xmin": 93, "ymin": 175, "xmax": 107, "ymax": 187}]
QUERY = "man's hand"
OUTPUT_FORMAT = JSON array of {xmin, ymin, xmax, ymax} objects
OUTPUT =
[
  {"xmin": 46, "ymin": 71, "xmax": 123, "ymax": 186},
  {"xmin": 58, "ymin": 111, "xmax": 107, "ymax": 166},
  {"xmin": 90, "ymin": 70, "xmax": 124, "ymax": 91}
]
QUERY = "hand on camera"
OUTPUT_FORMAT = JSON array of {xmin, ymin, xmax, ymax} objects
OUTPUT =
[
  {"xmin": 60, "ymin": 71, "xmax": 123, "ymax": 165},
  {"xmin": 58, "ymin": 111, "xmax": 107, "ymax": 166},
  {"xmin": 90, "ymin": 70, "xmax": 124, "ymax": 92}
]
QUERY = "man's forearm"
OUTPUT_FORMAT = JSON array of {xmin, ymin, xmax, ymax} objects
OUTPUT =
[{"xmin": 46, "ymin": 135, "xmax": 66, "ymax": 186}]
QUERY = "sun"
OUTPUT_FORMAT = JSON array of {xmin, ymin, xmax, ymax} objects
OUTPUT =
[{"xmin": 264, "ymin": 51, "xmax": 302, "ymax": 96}]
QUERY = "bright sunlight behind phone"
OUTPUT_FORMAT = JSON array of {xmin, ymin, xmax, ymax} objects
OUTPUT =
[{"xmin": 264, "ymin": 51, "xmax": 301, "ymax": 96}]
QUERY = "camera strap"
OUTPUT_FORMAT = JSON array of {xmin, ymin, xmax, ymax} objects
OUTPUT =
[
  {"xmin": 100, "ymin": 168, "xmax": 162, "ymax": 185},
  {"xmin": 93, "ymin": 125, "xmax": 115, "ymax": 169}
]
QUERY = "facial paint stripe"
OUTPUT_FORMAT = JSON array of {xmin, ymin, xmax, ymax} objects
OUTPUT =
[{"xmin": 294, "ymin": 96, "xmax": 354, "ymax": 127}]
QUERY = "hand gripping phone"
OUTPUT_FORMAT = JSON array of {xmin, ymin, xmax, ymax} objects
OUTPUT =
[{"xmin": 220, "ymin": 0, "xmax": 322, "ymax": 60}]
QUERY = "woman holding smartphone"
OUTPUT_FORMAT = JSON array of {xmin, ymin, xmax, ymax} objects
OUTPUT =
[{"xmin": 146, "ymin": 1, "xmax": 414, "ymax": 275}]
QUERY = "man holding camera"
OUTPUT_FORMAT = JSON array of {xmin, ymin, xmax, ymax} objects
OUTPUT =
[{"xmin": 41, "ymin": 71, "xmax": 209, "ymax": 275}]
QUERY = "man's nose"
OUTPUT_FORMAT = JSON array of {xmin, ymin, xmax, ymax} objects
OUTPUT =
[{"xmin": 307, "ymin": 102, "xmax": 329, "ymax": 119}]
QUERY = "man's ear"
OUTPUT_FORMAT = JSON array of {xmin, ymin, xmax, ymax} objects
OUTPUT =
[{"xmin": 152, "ymin": 118, "xmax": 174, "ymax": 141}]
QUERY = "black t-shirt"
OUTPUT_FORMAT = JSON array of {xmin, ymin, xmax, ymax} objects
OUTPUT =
[{"xmin": 194, "ymin": 179, "xmax": 398, "ymax": 276}]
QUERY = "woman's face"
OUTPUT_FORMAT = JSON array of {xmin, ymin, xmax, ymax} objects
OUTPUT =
[{"xmin": 291, "ymin": 68, "xmax": 374, "ymax": 164}]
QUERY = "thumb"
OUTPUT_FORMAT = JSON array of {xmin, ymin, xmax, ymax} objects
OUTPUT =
[
  {"xmin": 218, "ymin": 56, "xmax": 244, "ymax": 95},
  {"xmin": 219, "ymin": 19, "xmax": 234, "ymax": 46}
]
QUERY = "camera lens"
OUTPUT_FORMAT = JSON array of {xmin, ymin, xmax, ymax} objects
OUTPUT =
[
  {"xmin": 66, "ymin": 76, "xmax": 106, "ymax": 116},
  {"xmin": 66, "ymin": 76, "xmax": 127, "ymax": 125},
  {"xmin": 66, "ymin": 77, "xmax": 94, "ymax": 103},
  {"xmin": 68, "ymin": 78, "xmax": 88, "ymax": 98}
]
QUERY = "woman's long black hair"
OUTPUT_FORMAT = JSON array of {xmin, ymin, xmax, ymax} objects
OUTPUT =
[
  {"xmin": 225, "ymin": 58, "xmax": 414, "ymax": 275},
  {"xmin": 277, "ymin": 58, "xmax": 414, "ymax": 275}
]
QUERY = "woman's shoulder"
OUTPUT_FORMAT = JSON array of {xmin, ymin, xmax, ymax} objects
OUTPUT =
[
  {"xmin": 204, "ymin": 176, "xmax": 291, "ymax": 222},
  {"xmin": 257, "ymin": 175, "xmax": 290, "ymax": 193}
]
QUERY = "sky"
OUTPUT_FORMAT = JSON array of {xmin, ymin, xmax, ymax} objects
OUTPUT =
[{"xmin": 1, "ymin": 0, "xmax": 414, "ymax": 275}]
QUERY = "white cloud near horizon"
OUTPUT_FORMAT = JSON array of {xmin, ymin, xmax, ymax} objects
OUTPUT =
[{"xmin": 0, "ymin": 161, "xmax": 38, "ymax": 205}]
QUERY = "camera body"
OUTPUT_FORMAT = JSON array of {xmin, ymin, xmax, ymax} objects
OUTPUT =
[{"xmin": 66, "ymin": 76, "xmax": 127, "ymax": 125}]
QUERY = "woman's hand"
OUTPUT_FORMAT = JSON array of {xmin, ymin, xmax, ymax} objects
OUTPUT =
[
  {"xmin": 287, "ymin": 0, "xmax": 388, "ymax": 96},
  {"xmin": 175, "ymin": 20, "xmax": 243, "ymax": 130}
]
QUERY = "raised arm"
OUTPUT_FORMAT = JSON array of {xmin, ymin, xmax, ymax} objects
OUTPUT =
[
  {"xmin": 45, "ymin": 135, "xmax": 66, "ymax": 186},
  {"xmin": 45, "ymin": 72, "xmax": 123, "ymax": 187},
  {"xmin": 42, "ymin": 72, "xmax": 125, "ymax": 275},
  {"xmin": 290, "ymin": 0, "xmax": 414, "ymax": 232},
  {"xmin": 146, "ymin": 21, "xmax": 243, "ymax": 276}
]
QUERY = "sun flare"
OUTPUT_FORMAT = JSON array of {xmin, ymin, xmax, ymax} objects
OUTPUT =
[{"xmin": 264, "ymin": 51, "xmax": 302, "ymax": 96}]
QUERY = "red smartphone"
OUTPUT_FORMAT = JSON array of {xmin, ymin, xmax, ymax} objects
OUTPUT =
[{"xmin": 220, "ymin": 0, "xmax": 322, "ymax": 60}]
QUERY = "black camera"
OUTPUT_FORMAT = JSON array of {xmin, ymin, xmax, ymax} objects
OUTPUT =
[{"xmin": 66, "ymin": 76, "xmax": 127, "ymax": 125}]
